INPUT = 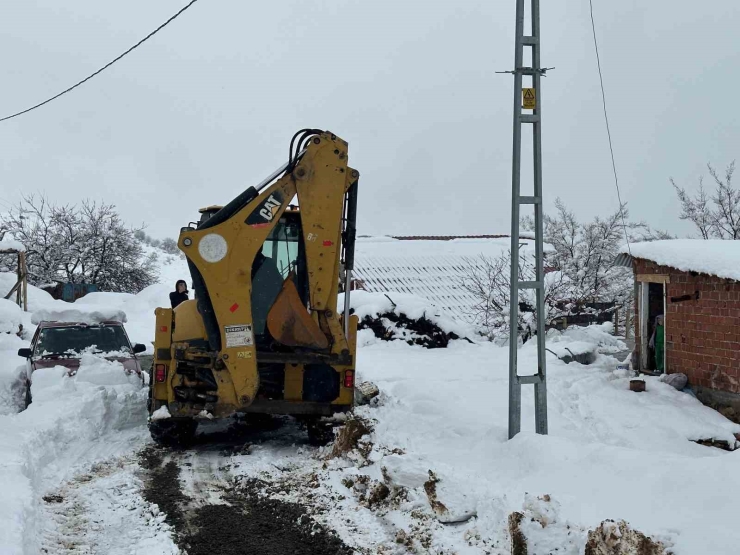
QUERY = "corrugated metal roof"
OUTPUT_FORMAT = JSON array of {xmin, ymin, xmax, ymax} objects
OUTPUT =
[
  {"xmin": 612, "ymin": 252, "xmax": 633, "ymax": 268},
  {"xmin": 391, "ymin": 234, "xmax": 511, "ymax": 241},
  {"xmin": 352, "ymin": 236, "xmax": 536, "ymax": 323}
]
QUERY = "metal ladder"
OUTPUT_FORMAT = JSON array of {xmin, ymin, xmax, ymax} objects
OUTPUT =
[{"xmin": 508, "ymin": 0, "xmax": 548, "ymax": 438}]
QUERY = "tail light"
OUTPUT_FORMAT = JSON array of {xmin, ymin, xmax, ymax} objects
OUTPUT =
[
  {"xmin": 343, "ymin": 369, "xmax": 355, "ymax": 388},
  {"xmin": 154, "ymin": 364, "xmax": 167, "ymax": 383}
]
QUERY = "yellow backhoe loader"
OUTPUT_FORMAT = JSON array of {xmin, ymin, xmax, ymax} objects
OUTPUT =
[{"xmin": 148, "ymin": 130, "xmax": 359, "ymax": 445}]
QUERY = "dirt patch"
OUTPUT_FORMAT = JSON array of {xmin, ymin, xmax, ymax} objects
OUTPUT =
[
  {"xmin": 366, "ymin": 482, "xmax": 390, "ymax": 507},
  {"xmin": 329, "ymin": 417, "xmax": 372, "ymax": 459},
  {"xmin": 357, "ymin": 308, "xmax": 472, "ymax": 349},
  {"xmin": 180, "ymin": 477, "xmax": 352, "ymax": 555},
  {"xmin": 508, "ymin": 511, "xmax": 528, "ymax": 555},
  {"xmin": 423, "ymin": 471, "xmax": 448, "ymax": 515},
  {"xmin": 42, "ymin": 494, "xmax": 64, "ymax": 504},
  {"xmin": 138, "ymin": 444, "xmax": 165, "ymax": 470},
  {"xmin": 584, "ymin": 520, "xmax": 666, "ymax": 555},
  {"xmin": 138, "ymin": 446, "xmax": 190, "ymax": 533},
  {"xmin": 138, "ymin": 446, "xmax": 352, "ymax": 555},
  {"xmin": 692, "ymin": 438, "xmax": 735, "ymax": 451}
]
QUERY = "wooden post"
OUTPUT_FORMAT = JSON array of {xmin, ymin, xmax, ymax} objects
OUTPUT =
[
  {"xmin": 1, "ymin": 249, "xmax": 28, "ymax": 311},
  {"xmin": 614, "ymin": 306, "xmax": 619, "ymax": 336},
  {"xmin": 20, "ymin": 252, "xmax": 27, "ymax": 311},
  {"xmin": 16, "ymin": 252, "xmax": 21, "ymax": 308}
]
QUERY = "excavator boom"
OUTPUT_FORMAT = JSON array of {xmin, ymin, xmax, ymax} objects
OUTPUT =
[{"xmin": 148, "ymin": 131, "xmax": 359, "ymax": 443}]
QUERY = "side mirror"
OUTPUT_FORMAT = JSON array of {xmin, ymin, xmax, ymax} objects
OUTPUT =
[
  {"xmin": 18, "ymin": 348, "xmax": 32, "ymax": 358},
  {"xmin": 133, "ymin": 344, "xmax": 147, "ymax": 354}
]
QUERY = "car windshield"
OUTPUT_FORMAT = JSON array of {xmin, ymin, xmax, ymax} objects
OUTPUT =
[{"xmin": 34, "ymin": 325, "xmax": 131, "ymax": 357}]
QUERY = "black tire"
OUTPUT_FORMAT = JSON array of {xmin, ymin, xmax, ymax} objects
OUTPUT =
[
  {"xmin": 149, "ymin": 418, "xmax": 198, "ymax": 447},
  {"xmin": 305, "ymin": 419, "xmax": 335, "ymax": 446},
  {"xmin": 22, "ymin": 379, "xmax": 31, "ymax": 411}
]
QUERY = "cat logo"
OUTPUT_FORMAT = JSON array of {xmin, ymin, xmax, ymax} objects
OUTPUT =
[
  {"xmin": 259, "ymin": 194, "xmax": 282, "ymax": 222},
  {"xmin": 236, "ymin": 351, "xmax": 252, "ymax": 359},
  {"xmin": 246, "ymin": 191, "xmax": 285, "ymax": 227}
]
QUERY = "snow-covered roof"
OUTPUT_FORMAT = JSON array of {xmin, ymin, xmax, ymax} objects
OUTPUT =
[
  {"xmin": 353, "ymin": 235, "xmax": 536, "ymax": 322},
  {"xmin": 620, "ymin": 240, "xmax": 740, "ymax": 281},
  {"xmin": 0, "ymin": 239, "xmax": 25, "ymax": 253}
]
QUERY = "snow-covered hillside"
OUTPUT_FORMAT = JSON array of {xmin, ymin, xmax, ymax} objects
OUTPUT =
[
  {"xmin": 0, "ymin": 270, "xmax": 739, "ymax": 553},
  {"xmin": 139, "ymin": 243, "xmax": 191, "ymax": 290}
]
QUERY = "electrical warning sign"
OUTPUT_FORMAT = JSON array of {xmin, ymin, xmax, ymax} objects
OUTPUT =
[{"xmin": 522, "ymin": 88, "xmax": 536, "ymax": 110}]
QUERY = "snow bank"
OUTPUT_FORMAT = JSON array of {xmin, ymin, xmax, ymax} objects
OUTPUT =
[
  {"xmin": 0, "ymin": 299, "xmax": 28, "ymax": 416},
  {"xmin": 0, "ymin": 239, "xmax": 25, "ymax": 252},
  {"xmin": 0, "ymin": 273, "xmax": 56, "ymax": 313},
  {"xmin": 0, "ymin": 354, "xmax": 148, "ymax": 554},
  {"xmin": 75, "ymin": 353, "xmax": 143, "ymax": 386},
  {"xmin": 547, "ymin": 322, "xmax": 627, "ymax": 357},
  {"xmin": 0, "ymin": 299, "xmax": 22, "ymax": 334},
  {"xmin": 622, "ymin": 239, "xmax": 740, "ymax": 281},
  {"xmin": 0, "ymin": 333, "xmax": 27, "ymax": 416}
]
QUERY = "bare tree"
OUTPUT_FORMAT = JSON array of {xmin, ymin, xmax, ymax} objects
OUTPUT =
[
  {"xmin": 460, "ymin": 251, "xmax": 569, "ymax": 340},
  {"xmin": 0, "ymin": 195, "xmax": 156, "ymax": 293},
  {"xmin": 160, "ymin": 237, "xmax": 180, "ymax": 255},
  {"xmin": 463, "ymin": 199, "xmax": 671, "ymax": 339},
  {"xmin": 671, "ymin": 161, "xmax": 740, "ymax": 239}
]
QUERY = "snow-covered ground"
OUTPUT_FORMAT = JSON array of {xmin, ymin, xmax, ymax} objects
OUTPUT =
[
  {"xmin": 351, "ymin": 340, "xmax": 740, "ymax": 552},
  {"xmin": 0, "ymin": 354, "xmax": 176, "ymax": 554},
  {"xmin": 1, "ymin": 261, "xmax": 740, "ymax": 553},
  {"xmin": 228, "ymin": 330, "xmax": 739, "ymax": 554}
]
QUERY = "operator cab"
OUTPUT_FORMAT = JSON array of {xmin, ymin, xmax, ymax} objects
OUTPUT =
[
  {"xmin": 251, "ymin": 208, "xmax": 309, "ymax": 347},
  {"xmin": 198, "ymin": 205, "xmax": 223, "ymax": 225},
  {"xmin": 194, "ymin": 203, "xmax": 309, "ymax": 348}
]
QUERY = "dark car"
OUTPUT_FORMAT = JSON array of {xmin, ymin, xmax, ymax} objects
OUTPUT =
[{"xmin": 17, "ymin": 320, "xmax": 147, "ymax": 407}]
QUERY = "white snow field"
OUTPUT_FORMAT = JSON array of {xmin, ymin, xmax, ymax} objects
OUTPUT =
[{"xmin": 1, "ymin": 261, "xmax": 740, "ymax": 553}]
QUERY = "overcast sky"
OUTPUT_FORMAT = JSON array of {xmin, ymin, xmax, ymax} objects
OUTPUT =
[{"xmin": 1, "ymin": 1, "xmax": 739, "ymax": 240}]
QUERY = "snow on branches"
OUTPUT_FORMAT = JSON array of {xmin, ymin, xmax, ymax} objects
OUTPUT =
[
  {"xmin": 460, "ymin": 199, "xmax": 671, "ymax": 340},
  {"xmin": 671, "ymin": 161, "xmax": 740, "ymax": 240},
  {"xmin": 1, "ymin": 195, "xmax": 156, "ymax": 293}
]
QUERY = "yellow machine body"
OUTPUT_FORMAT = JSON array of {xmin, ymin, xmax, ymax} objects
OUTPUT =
[{"xmin": 149, "ymin": 131, "xmax": 359, "ymax": 423}]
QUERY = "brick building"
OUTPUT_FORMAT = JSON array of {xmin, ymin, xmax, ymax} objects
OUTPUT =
[{"xmin": 616, "ymin": 240, "xmax": 740, "ymax": 417}]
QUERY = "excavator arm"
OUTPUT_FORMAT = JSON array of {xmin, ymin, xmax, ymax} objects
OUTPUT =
[{"xmin": 173, "ymin": 130, "xmax": 359, "ymax": 412}]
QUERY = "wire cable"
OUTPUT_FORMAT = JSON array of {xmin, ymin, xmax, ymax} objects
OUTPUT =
[
  {"xmin": 0, "ymin": 0, "xmax": 200, "ymax": 123},
  {"xmin": 588, "ymin": 0, "xmax": 632, "ymax": 255}
]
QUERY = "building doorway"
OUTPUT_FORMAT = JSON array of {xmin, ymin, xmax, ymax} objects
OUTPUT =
[{"xmin": 639, "ymin": 279, "xmax": 667, "ymax": 373}]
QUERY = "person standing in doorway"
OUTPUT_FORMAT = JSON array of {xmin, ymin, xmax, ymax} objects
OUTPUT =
[
  {"xmin": 648, "ymin": 314, "xmax": 665, "ymax": 373},
  {"xmin": 170, "ymin": 280, "xmax": 189, "ymax": 309}
]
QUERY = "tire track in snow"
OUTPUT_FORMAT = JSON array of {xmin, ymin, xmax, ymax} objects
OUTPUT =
[
  {"xmin": 139, "ymin": 419, "xmax": 354, "ymax": 555},
  {"xmin": 38, "ymin": 453, "xmax": 179, "ymax": 555}
]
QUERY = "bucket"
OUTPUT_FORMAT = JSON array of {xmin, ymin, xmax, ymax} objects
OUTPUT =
[{"xmin": 629, "ymin": 379, "xmax": 646, "ymax": 393}]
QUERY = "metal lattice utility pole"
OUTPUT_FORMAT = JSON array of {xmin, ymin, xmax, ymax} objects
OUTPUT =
[{"xmin": 508, "ymin": 0, "xmax": 548, "ymax": 438}]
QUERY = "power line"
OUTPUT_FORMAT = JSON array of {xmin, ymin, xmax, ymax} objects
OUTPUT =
[
  {"xmin": 0, "ymin": 0, "xmax": 201, "ymax": 123},
  {"xmin": 588, "ymin": 0, "xmax": 632, "ymax": 255}
]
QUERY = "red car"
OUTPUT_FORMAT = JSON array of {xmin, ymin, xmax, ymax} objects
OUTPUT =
[{"xmin": 17, "ymin": 321, "xmax": 147, "ymax": 407}]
